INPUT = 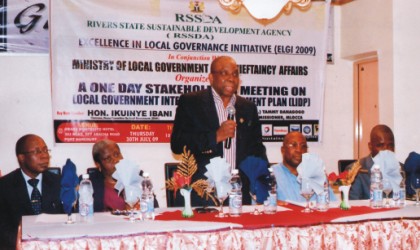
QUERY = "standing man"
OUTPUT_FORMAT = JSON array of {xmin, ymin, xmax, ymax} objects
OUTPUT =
[
  {"xmin": 272, "ymin": 131, "xmax": 336, "ymax": 202},
  {"xmin": 171, "ymin": 56, "xmax": 267, "ymax": 206},
  {"xmin": 349, "ymin": 124, "xmax": 397, "ymax": 200},
  {"xmin": 0, "ymin": 134, "xmax": 63, "ymax": 249}
]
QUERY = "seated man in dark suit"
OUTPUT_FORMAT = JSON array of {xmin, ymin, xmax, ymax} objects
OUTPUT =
[
  {"xmin": 349, "ymin": 124, "xmax": 398, "ymax": 199},
  {"xmin": 171, "ymin": 56, "xmax": 267, "ymax": 206},
  {"xmin": 0, "ymin": 134, "xmax": 63, "ymax": 249}
]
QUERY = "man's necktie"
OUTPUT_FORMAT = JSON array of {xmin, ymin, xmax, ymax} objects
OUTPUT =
[{"xmin": 28, "ymin": 179, "xmax": 42, "ymax": 215}]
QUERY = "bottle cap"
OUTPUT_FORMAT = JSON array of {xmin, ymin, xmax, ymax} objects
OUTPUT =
[
  {"xmin": 231, "ymin": 169, "xmax": 239, "ymax": 175},
  {"xmin": 82, "ymin": 173, "xmax": 89, "ymax": 179}
]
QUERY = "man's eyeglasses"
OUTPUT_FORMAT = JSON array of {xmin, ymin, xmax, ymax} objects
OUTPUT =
[
  {"xmin": 212, "ymin": 70, "xmax": 239, "ymax": 78},
  {"xmin": 285, "ymin": 142, "xmax": 308, "ymax": 150},
  {"xmin": 21, "ymin": 148, "xmax": 51, "ymax": 155}
]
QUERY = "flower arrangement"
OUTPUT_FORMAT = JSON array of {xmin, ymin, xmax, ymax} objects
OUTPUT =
[
  {"xmin": 328, "ymin": 161, "xmax": 362, "ymax": 210},
  {"xmin": 328, "ymin": 161, "xmax": 361, "ymax": 186},
  {"xmin": 165, "ymin": 146, "xmax": 216, "ymax": 217},
  {"xmin": 328, "ymin": 171, "xmax": 350, "ymax": 186}
]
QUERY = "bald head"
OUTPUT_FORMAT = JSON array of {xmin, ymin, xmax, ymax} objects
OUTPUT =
[
  {"xmin": 210, "ymin": 56, "xmax": 236, "ymax": 72},
  {"xmin": 283, "ymin": 131, "xmax": 306, "ymax": 145},
  {"xmin": 369, "ymin": 124, "xmax": 395, "ymax": 157},
  {"xmin": 15, "ymin": 134, "xmax": 41, "ymax": 156}
]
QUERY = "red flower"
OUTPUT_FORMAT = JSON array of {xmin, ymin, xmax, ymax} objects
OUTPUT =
[
  {"xmin": 328, "ymin": 171, "xmax": 349, "ymax": 185},
  {"xmin": 338, "ymin": 171, "xmax": 349, "ymax": 180},
  {"xmin": 328, "ymin": 172, "xmax": 339, "ymax": 182},
  {"xmin": 173, "ymin": 171, "xmax": 191, "ymax": 188}
]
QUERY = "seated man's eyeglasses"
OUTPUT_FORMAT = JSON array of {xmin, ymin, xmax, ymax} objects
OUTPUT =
[
  {"xmin": 286, "ymin": 142, "xmax": 308, "ymax": 150},
  {"xmin": 21, "ymin": 147, "xmax": 51, "ymax": 155}
]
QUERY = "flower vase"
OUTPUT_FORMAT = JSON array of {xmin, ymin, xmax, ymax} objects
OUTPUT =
[
  {"xmin": 339, "ymin": 185, "xmax": 351, "ymax": 210},
  {"xmin": 180, "ymin": 188, "xmax": 194, "ymax": 218}
]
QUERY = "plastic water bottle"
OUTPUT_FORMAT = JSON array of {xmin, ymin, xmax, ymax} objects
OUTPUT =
[
  {"xmin": 395, "ymin": 169, "xmax": 406, "ymax": 207},
  {"xmin": 316, "ymin": 170, "xmax": 329, "ymax": 212},
  {"xmin": 229, "ymin": 169, "xmax": 242, "ymax": 217},
  {"xmin": 79, "ymin": 174, "xmax": 94, "ymax": 219},
  {"xmin": 265, "ymin": 167, "xmax": 277, "ymax": 214},
  {"xmin": 370, "ymin": 164, "xmax": 383, "ymax": 208},
  {"xmin": 140, "ymin": 172, "xmax": 154, "ymax": 220}
]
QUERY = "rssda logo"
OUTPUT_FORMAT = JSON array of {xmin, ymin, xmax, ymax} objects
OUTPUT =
[{"xmin": 189, "ymin": 1, "xmax": 205, "ymax": 13}]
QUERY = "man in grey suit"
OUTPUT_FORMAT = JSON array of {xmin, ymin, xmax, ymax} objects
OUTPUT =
[
  {"xmin": 171, "ymin": 56, "xmax": 267, "ymax": 206},
  {"xmin": 349, "ymin": 125, "xmax": 396, "ymax": 200},
  {"xmin": 0, "ymin": 134, "xmax": 63, "ymax": 249}
]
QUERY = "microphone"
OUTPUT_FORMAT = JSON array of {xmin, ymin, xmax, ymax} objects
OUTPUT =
[{"xmin": 225, "ymin": 105, "xmax": 236, "ymax": 149}]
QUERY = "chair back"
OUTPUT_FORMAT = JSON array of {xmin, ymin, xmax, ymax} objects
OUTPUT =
[
  {"xmin": 164, "ymin": 162, "xmax": 185, "ymax": 207},
  {"xmin": 87, "ymin": 167, "xmax": 98, "ymax": 175},
  {"xmin": 338, "ymin": 159, "xmax": 356, "ymax": 173},
  {"xmin": 48, "ymin": 167, "xmax": 62, "ymax": 176}
]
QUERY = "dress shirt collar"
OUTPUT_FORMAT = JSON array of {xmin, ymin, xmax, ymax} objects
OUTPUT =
[
  {"xmin": 211, "ymin": 87, "xmax": 236, "ymax": 108},
  {"xmin": 21, "ymin": 169, "xmax": 43, "ymax": 195}
]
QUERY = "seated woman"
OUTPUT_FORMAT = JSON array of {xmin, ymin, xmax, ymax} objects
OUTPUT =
[
  {"xmin": 89, "ymin": 139, "xmax": 158, "ymax": 212},
  {"xmin": 90, "ymin": 139, "xmax": 125, "ymax": 211}
]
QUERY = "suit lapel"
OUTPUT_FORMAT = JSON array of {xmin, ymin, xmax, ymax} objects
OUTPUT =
[
  {"xmin": 42, "ymin": 173, "xmax": 53, "ymax": 210},
  {"xmin": 235, "ymin": 99, "xmax": 247, "ymax": 127},
  {"xmin": 41, "ymin": 172, "xmax": 61, "ymax": 213},
  {"xmin": 234, "ymin": 98, "xmax": 250, "ymax": 139},
  {"xmin": 201, "ymin": 88, "xmax": 219, "ymax": 129},
  {"xmin": 15, "ymin": 170, "xmax": 34, "ymax": 214},
  {"xmin": 234, "ymin": 99, "xmax": 246, "ymax": 159}
]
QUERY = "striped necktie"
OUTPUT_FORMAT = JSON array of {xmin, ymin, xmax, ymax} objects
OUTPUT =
[{"xmin": 28, "ymin": 179, "xmax": 42, "ymax": 215}]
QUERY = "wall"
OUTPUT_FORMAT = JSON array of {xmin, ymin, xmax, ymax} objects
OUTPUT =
[
  {"xmin": 2, "ymin": 0, "xmax": 418, "ymax": 207},
  {"xmin": 393, "ymin": 0, "xmax": 420, "ymax": 160},
  {"xmin": 340, "ymin": 0, "xmax": 420, "ymax": 161},
  {"xmin": 340, "ymin": 0, "xmax": 394, "ymax": 130}
]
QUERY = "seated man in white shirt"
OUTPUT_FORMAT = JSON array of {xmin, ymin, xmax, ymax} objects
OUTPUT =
[{"xmin": 272, "ymin": 131, "xmax": 336, "ymax": 203}]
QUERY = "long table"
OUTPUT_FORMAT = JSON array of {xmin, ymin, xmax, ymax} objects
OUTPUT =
[{"xmin": 20, "ymin": 200, "xmax": 420, "ymax": 249}]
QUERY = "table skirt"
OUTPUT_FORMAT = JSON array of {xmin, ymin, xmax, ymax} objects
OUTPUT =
[{"xmin": 21, "ymin": 219, "xmax": 420, "ymax": 250}]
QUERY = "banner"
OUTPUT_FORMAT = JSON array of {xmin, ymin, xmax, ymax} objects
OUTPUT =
[
  {"xmin": 50, "ymin": 0, "xmax": 330, "ymax": 143},
  {"xmin": 0, "ymin": 0, "xmax": 49, "ymax": 53}
]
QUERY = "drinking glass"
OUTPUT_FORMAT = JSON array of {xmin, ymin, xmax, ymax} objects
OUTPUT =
[
  {"xmin": 65, "ymin": 188, "xmax": 77, "ymax": 224},
  {"xmin": 214, "ymin": 184, "xmax": 230, "ymax": 218},
  {"xmin": 393, "ymin": 170, "xmax": 406, "ymax": 205},
  {"xmin": 300, "ymin": 178, "xmax": 314, "ymax": 213},
  {"xmin": 410, "ymin": 174, "xmax": 420, "ymax": 206},
  {"xmin": 124, "ymin": 186, "xmax": 141, "ymax": 222},
  {"xmin": 382, "ymin": 179, "xmax": 392, "ymax": 208},
  {"xmin": 250, "ymin": 192, "xmax": 261, "ymax": 215}
]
